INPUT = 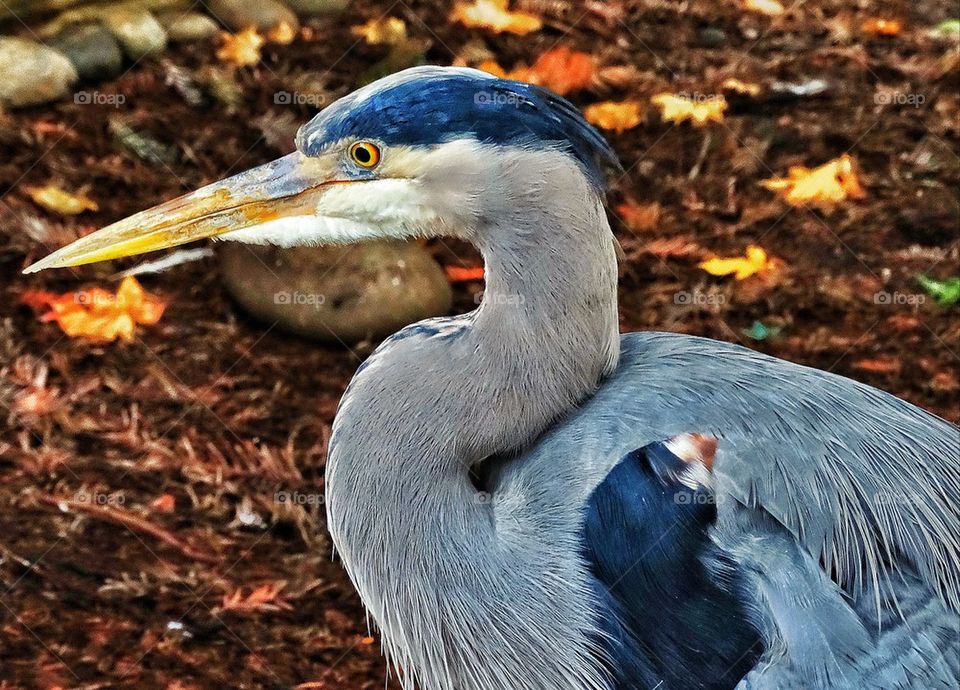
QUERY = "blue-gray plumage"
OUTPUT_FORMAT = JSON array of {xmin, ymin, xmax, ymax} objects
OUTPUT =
[{"xmin": 24, "ymin": 66, "xmax": 960, "ymax": 690}]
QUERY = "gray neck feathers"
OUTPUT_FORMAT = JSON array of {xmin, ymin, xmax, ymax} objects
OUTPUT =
[{"xmin": 325, "ymin": 152, "xmax": 620, "ymax": 690}]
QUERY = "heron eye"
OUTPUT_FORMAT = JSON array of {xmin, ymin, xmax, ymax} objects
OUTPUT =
[{"xmin": 350, "ymin": 141, "xmax": 381, "ymax": 168}]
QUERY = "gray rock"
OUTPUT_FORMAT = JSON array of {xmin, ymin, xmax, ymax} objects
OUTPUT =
[
  {"xmin": 206, "ymin": 0, "xmax": 299, "ymax": 32},
  {"xmin": 218, "ymin": 241, "xmax": 453, "ymax": 343},
  {"xmin": 0, "ymin": 38, "xmax": 77, "ymax": 107},
  {"xmin": 49, "ymin": 23, "xmax": 123, "ymax": 81},
  {"xmin": 157, "ymin": 10, "xmax": 220, "ymax": 41},
  {"xmin": 103, "ymin": 8, "xmax": 168, "ymax": 59},
  {"xmin": 286, "ymin": 0, "xmax": 349, "ymax": 15}
]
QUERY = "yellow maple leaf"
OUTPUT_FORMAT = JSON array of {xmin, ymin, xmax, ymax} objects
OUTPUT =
[
  {"xmin": 721, "ymin": 78, "xmax": 762, "ymax": 97},
  {"xmin": 21, "ymin": 276, "xmax": 166, "ymax": 342},
  {"xmin": 25, "ymin": 185, "xmax": 98, "ymax": 215},
  {"xmin": 699, "ymin": 245, "xmax": 778, "ymax": 281},
  {"xmin": 760, "ymin": 154, "xmax": 866, "ymax": 207},
  {"xmin": 217, "ymin": 27, "xmax": 266, "ymax": 67},
  {"xmin": 651, "ymin": 93, "xmax": 727, "ymax": 126},
  {"xmin": 584, "ymin": 101, "xmax": 643, "ymax": 133},
  {"xmin": 451, "ymin": 0, "xmax": 542, "ymax": 35},
  {"xmin": 742, "ymin": 0, "xmax": 785, "ymax": 16},
  {"xmin": 351, "ymin": 16, "xmax": 408, "ymax": 45}
]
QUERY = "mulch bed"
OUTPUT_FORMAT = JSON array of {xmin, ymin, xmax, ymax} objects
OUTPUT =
[{"xmin": 0, "ymin": 0, "xmax": 957, "ymax": 687}]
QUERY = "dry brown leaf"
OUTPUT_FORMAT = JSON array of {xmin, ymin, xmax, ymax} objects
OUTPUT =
[
  {"xmin": 643, "ymin": 238, "xmax": 702, "ymax": 259},
  {"xmin": 25, "ymin": 185, "xmax": 98, "ymax": 215},
  {"xmin": 760, "ymin": 154, "xmax": 866, "ymax": 208},
  {"xmin": 584, "ymin": 101, "xmax": 642, "ymax": 132},
  {"xmin": 852, "ymin": 357, "xmax": 902, "ymax": 376},
  {"xmin": 220, "ymin": 581, "xmax": 293, "ymax": 614},
  {"xmin": 21, "ymin": 276, "xmax": 166, "ymax": 343},
  {"xmin": 217, "ymin": 27, "xmax": 265, "ymax": 67},
  {"xmin": 651, "ymin": 93, "xmax": 727, "ymax": 126},
  {"xmin": 451, "ymin": 0, "xmax": 542, "ymax": 35}
]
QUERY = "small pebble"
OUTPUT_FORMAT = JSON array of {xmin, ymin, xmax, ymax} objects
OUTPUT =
[
  {"xmin": 49, "ymin": 24, "xmax": 124, "ymax": 81},
  {"xmin": 0, "ymin": 38, "xmax": 77, "ymax": 107},
  {"xmin": 287, "ymin": 0, "xmax": 351, "ymax": 14},
  {"xmin": 102, "ymin": 8, "xmax": 168, "ymax": 60},
  {"xmin": 157, "ymin": 11, "xmax": 221, "ymax": 42},
  {"xmin": 206, "ymin": 0, "xmax": 299, "ymax": 32},
  {"xmin": 697, "ymin": 27, "xmax": 727, "ymax": 48}
]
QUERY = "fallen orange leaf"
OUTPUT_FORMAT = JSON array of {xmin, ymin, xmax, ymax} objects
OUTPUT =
[
  {"xmin": 476, "ymin": 47, "xmax": 594, "ymax": 95},
  {"xmin": 25, "ymin": 185, "xmax": 98, "ymax": 215},
  {"xmin": 852, "ymin": 357, "xmax": 901, "ymax": 375},
  {"xmin": 699, "ymin": 245, "xmax": 779, "ymax": 281},
  {"xmin": 445, "ymin": 266, "xmax": 485, "ymax": 282},
  {"xmin": 760, "ymin": 154, "xmax": 866, "ymax": 208},
  {"xmin": 651, "ymin": 93, "xmax": 727, "ymax": 126},
  {"xmin": 477, "ymin": 59, "xmax": 509, "ymax": 78},
  {"xmin": 523, "ymin": 47, "xmax": 596, "ymax": 95},
  {"xmin": 267, "ymin": 21, "xmax": 297, "ymax": 45},
  {"xmin": 151, "ymin": 494, "xmax": 176, "ymax": 513},
  {"xmin": 451, "ymin": 0, "xmax": 542, "ymax": 35},
  {"xmin": 217, "ymin": 27, "xmax": 265, "ymax": 67},
  {"xmin": 616, "ymin": 200, "xmax": 661, "ymax": 232},
  {"xmin": 742, "ymin": 0, "xmax": 785, "ymax": 16},
  {"xmin": 351, "ymin": 16, "xmax": 408, "ymax": 45},
  {"xmin": 22, "ymin": 276, "xmax": 166, "ymax": 343},
  {"xmin": 584, "ymin": 101, "xmax": 642, "ymax": 133},
  {"xmin": 862, "ymin": 18, "xmax": 902, "ymax": 36}
]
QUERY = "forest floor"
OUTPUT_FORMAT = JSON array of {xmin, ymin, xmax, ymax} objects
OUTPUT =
[{"xmin": 0, "ymin": 0, "xmax": 957, "ymax": 688}]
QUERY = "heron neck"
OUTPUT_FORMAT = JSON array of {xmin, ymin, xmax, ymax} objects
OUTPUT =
[{"xmin": 325, "ymin": 165, "xmax": 620, "ymax": 690}]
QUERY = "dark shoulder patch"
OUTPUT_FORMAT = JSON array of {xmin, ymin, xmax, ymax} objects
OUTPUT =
[{"xmin": 582, "ymin": 436, "xmax": 761, "ymax": 689}]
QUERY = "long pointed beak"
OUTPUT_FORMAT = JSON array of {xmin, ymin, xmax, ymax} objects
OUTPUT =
[{"xmin": 23, "ymin": 153, "xmax": 331, "ymax": 274}]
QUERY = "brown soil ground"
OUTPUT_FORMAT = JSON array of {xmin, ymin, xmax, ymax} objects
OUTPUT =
[{"xmin": 0, "ymin": 1, "xmax": 957, "ymax": 688}]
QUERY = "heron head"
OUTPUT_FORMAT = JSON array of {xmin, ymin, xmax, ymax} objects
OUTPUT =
[{"xmin": 24, "ymin": 66, "xmax": 618, "ymax": 273}]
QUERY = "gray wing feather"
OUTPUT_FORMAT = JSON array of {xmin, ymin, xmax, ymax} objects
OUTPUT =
[{"xmin": 526, "ymin": 332, "xmax": 959, "ymax": 687}]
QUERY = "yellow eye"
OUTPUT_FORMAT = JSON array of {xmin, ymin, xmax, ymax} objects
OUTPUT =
[{"xmin": 350, "ymin": 141, "xmax": 381, "ymax": 168}]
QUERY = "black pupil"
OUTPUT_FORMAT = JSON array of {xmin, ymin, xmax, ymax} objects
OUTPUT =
[{"xmin": 355, "ymin": 146, "xmax": 372, "ymax": 164}]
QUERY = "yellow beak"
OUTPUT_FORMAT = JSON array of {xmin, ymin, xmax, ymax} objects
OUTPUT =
[{"xmin": 23, "ymin": 153, "xmax": 332, "ymax": 274}]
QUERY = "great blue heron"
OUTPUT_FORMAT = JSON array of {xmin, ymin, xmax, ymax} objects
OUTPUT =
[{"xmin": 25, "ymin": 67, "xmax": 960, "ymax": 690}]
